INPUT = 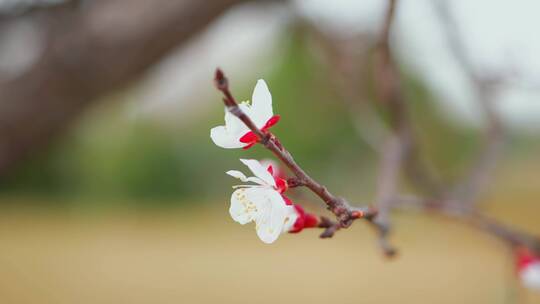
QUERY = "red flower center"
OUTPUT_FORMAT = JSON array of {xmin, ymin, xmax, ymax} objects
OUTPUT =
[
  {"xmin": 239, "ymin": 115, "xmax": 280, "ymax": 149},
  {"xmin": 265, "ymin": 162, "xmax": 318, "ymax": 233},
  {"xmin": 266, "ymin": 164, "xmax": 287, "ymax": 194},
  {"xmin": 289, "ymin": 204, "xmax": 319, "ymax": 233}
]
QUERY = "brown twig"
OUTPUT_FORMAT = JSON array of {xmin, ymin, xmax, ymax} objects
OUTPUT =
[
  {"xmin": 317, "ymin": 216, "xmax": 341, "ymax": 239},
  {"xmin": 214, "ymin": 69, "xmax": 377, "ymax": 235}
]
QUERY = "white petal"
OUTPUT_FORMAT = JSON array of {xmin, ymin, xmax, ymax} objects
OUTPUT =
[
  {"xmin": 226, "ymin": 170, "xmax": 247, "ymax": 180},
  {"xmin": 240, "ymin": 159, "xmax": 275, "ymax": 187},
  {"xmin": 238, "ymin": 102, "xmax": 253, "ymax": 117},
  {"xmin": 226, "ymin": 170, "xmax": 265, "ymax": 185},
  {"xmin": 282, "ymin": 206, "xmax": 299, "ymax": 233},
  {"xmin": 250, "ymin": 79, "xmax": 273, "ymax": 127},
  {"xmin": 210, "ymin": 126, "xmax": 245, "ymax": 149},
  {"xmin": 229, "ymin": 188, "xmax": 261, "ymax": 225},
  {"xmin": 259, "ymin": 159, "xmax": 282, "ymax": 178},
  {"xmin": 521, "ymin": 262, "xmax": 540, "ymax": 290},
  {"xmin": 253, "ymin": 189, "xmax": 288, "ymax": 244},
  {"xmin": 210, "ymin": 107, "xmax": 251, "ymax": 149},
  {"xmin": 225, "ymin": 106, "xmax": 249, "ymax": 135}
]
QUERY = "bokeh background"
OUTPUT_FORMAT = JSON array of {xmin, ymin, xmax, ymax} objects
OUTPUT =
[{"xmin": 0, "ymin": 0, "xmax": 539, "ymax": 303}]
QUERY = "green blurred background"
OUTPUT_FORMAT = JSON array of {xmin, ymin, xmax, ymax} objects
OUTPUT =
[{"xmin": 0, "ymin": 0, "xmax": 539, "ymax": 303}]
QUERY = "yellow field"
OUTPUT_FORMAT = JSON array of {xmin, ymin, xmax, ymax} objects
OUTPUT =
[{"xmin": 0, "ymin": 200, "xmax": 539, "ymax": 304}]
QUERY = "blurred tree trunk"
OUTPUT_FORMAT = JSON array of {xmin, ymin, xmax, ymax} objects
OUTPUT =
[{"xmin": 0, "ymin": 0, "xmax": 260, "ymax": 175}]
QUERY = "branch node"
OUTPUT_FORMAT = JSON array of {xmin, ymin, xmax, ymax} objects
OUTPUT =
[
  {"xmin": 318, "ymin": 216, "xmax": 340, "ymax": 238},
  {"xmin": 287, "ymin": 177, "xmax": 305, "ymax": 188}
]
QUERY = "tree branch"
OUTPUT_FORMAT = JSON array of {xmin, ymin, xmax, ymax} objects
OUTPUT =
[{"xmin": 214, "ymin": 69, "xmax": 377, "ymax": 234}]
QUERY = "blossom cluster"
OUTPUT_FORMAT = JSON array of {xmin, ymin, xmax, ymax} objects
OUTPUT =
[{"xmin": 210, "ymin": 79, "xmax": 318, "ymax": 243}]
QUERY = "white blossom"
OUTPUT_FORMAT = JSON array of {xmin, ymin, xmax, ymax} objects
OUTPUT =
[
  {"xmin": 210, "ymin": 80, "xmax": 278, "ymax": 149},
  {"xmin": 227, "ymin": 159, "xmax": 297, "ymax": 243}
]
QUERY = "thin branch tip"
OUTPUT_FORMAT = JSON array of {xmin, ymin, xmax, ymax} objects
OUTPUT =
[{"xmin": 214, "ymin": 68, "xmax": 226, "ymax": 87}]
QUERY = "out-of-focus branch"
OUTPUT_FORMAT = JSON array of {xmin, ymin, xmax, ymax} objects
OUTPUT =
[
  {"xmin": 368, "ymin": 0, "xmax": 403, "ymax": 256},
  {"xmin": 302, "ymin": 22, "xmax": 388, "ymax": 153},
  {"xmin": 370, "ymin": 134, "xmax": 402, "ymax": 256},
  {"xmin": 369, "ymin": 0, "xmax": 443, "ymax": 256},
  {"xmin": 373, "ymin": 0, "xmax": 443, "ymax": 197},
  {"xmin": 300, "ymin": 0, "xmax": 441, "ymax": 255},
  {"xmin": 437, "ymin": 205, "xmax": 540, "ymax": 255},
  {"xmin": 0, "ymin": 0, "xmax": 268, "ymax": 176},
  {"xmin": 391, "ymin": 194, "xmax": 540, "ymax": 255},
  {"xmin": 214, "ymin": 69, "xmax": 377, "ymax": 238},
  {"xmin": 433, "ymin": 1, "xmax": 504, "ymax": 209},
  {"xmin": 472, "ymin": 214, "xmax": 540, "ymax": 254},
  {"xmin": 366, "ymin": 0, "xmax": 538, "ymax": 256}
]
